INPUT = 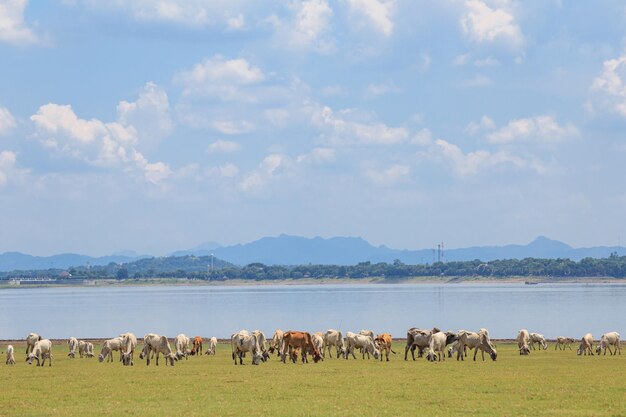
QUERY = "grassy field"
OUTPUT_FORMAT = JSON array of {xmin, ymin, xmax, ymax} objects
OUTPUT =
[{"xmin": 0, "ymin": 342, "xmax": 624, "ymax": 417}]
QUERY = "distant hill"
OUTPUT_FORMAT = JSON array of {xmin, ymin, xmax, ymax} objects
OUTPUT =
[{"xmin": 0, "ymin": 252, "xmax": 147, "ymax": 272}]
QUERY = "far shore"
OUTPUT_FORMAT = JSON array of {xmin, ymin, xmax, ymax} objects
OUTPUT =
[{"xmin": 0, "ymin": 275, "xmax": 624, "ymax": 289}]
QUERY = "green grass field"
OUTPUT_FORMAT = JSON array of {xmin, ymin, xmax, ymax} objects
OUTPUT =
[{"xmin": 0, "ymin": 342, "xmax": 624, "ymax": 417}]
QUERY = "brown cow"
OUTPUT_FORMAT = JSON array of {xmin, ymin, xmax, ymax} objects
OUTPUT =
[
  {"xmin": 190, "ymin": 336, "xmax": 203, "ymax": 356},
  {"xmin": 375, "ymin": 333, "xmax": 396, "ymax": 362},
  {"xmin": 280, "ymin": 331, "xmax": 322, "ymax": 364}
]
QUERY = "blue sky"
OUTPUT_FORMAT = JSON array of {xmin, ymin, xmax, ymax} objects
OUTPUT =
[{"xmin": 1, "ymin": 0, "xmax": 626, "ymax": 256}]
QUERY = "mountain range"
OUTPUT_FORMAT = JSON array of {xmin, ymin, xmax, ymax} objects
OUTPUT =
[{"xmin": 0, "ymin": 235, "xmax": 624, "ymax": 272}]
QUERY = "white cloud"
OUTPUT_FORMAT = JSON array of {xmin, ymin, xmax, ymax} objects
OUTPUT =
[
  {"xmin": 460, "ymin": 0, "xmax": 524, "ymax": 48},
  {"xmin": 465, "ymin": 115, "xmax": 495, "ymax": 135},
  {"xmin": 487, "ymin": 115, "xmax": 578, "ymax": 144},
  {"xmin": 212, "ymin": 120, "xmax": 255, "ymax": 135},
  {"xmin": 365, "ymin": 164, "xmax": 409, "ymax": 186},
  {"xmin": 0, "ymin": 0, "xmax": 39, "ymax": 46},
  {"xmin": 297, "ymin": 147, "xmax": 336, "ymax": 164},
  {"xmin": 590, "ymin": 54, "xmax": 626, "ymax": 117},
  {"xmin": 175, "ymin": 55, "xmax": 264, "ymax": 100},
  {"xmin": 453, "ymin": 54, "xmax": 470, "ymax": 66},
  {"xmin": 207, "ymin": 139, "xmax": 241, "ymax": 154},
  {"xmin": 411, "ymin": 128, "xmax": 432, "ymax": 145},
  {"xmin": 346, "ymin": 0, "xmax": 396, "ymax": 36},
  {"xmin": 312, "ymin": 105, "xmax": 409, "ymax": 146},
  {"xmin": 0, "ymin": 150, "xmax": 17, "ymax": 186},
  {"xmin": 279, "ymin": 0, "xmax": 334, "ymax": 53},
  {"xmin": 0, "ymin": 106, "xmax": 17, "ymax": 135},
  {"xmin": 226, "ymin": 13, "xmax": 245, "ymax": 30},
  {"xmin": 434, "ymin": 139, "xmax": 536, "ymax": 176}
]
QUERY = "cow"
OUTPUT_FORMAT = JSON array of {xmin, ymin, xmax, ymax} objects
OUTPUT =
[
  {"xmin": 426, "ymin": 331, "xmax": 448, "ymax": 362},
  {"xmin": 323, "ymin": 329, "xmax": 345, "ymax": 359},
  {"xmin": 190, "ymin": 336, "xmax": 203, "ymax": 356},
  {"xmin": 517, "ymin": 329, "xmax": 531, "ymax": 355},
  {"xmin": 6, "ymin": 345, "xmax": 15, "ymax": 365},
  {"xmin": 68, "ymin": 337, "xmax": 79, "ymax": 358},
  {"xmin": 140, "ymin": 334, "xmax": 177, "ymax": 366},
  {"xmin": 530, "ymin": 333, "xmax": 548, "ymax": 350},
  {"xmin": 120, "ymin": 333, "xmax": 138, "ymax": 366},
  {"xmin": 555, "ymin": 337, "xmax": 575, "ymax": 351},
  {"xmin": 86, "ymin": 342, "xmax": 94, "ymax": 357},
  {"xmin": 26, "ymin": 339, "xmax": 52, "ymax": 366},
  {"xmin": 596, "ymin": 332, "xmax": 621, "ymax": 356},
  {"xmin": 25, "ymin": 333, "xmax": 42, "ymax": 356},
  {"xmin": 577, "ymin": 333, "xmax": 594, "ymax": 356},
  {"xmin": 345, "ymin": 331, "xmax": 380, "ymax": 360},
  {"xmin": 456, "ymin": 329, "xmax": 497, "ymax": 361},
  {"xmin": 253, "ymin": 330, "xmax": 271, "ymax": 361},
  {"xmin": 311, "ymin": 333, "xmax": 324, "ymax": 361},
  {"xmin": 206, "ymin": 337, "xmax": 217, "ymax": 355},
  {"xmin": 174, "ymin": 334, "xmax": 190, "ymax": 360},
  {"xmin": 280, "ymin": 331, "xmax": 322, "ymax": 364},
  {"xmin": 405, "ymin": 328, "xmax": 438, "ymax": 360},
  {"xmin": 374, "ymin": 333, "xmax": 396, "ymax": 362},
  {"xmin": 268, "ymin": 329, "xmax": 284, "ymax": 356},
  {"xmin": 231, "ymin": 330, "xmax": 264, "ymax": 365},
  {"xmin": 98, "ymin": 337, "xmax": 124, "ymax": 363}
]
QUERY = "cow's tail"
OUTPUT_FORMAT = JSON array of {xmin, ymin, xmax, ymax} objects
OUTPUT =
[{"xmin": 390, "ymin": 347, "xmax": 397, "ymax": 354}]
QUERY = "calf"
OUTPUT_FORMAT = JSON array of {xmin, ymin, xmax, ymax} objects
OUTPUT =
[
  {"xmin": 530, "ymin": 333, "xmax": 548, "ymax": 350},
  {"xmin": 555, "ymin": 336, "xmax": 575, "ymax": 350},
  {"xmin": 190, "ymin": 336, "xmax": 203, "ymax": 356},
  {"xmin": 6, "ymin": 345, "xmax": 15, "ymax": 365},
  {"xmin": 374, "ymin": 333, "xmax": 396, "ymax": 362}
]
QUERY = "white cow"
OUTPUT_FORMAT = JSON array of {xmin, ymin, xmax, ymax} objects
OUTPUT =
[
  {"xmin": 577, "ymin": 333, "xmax": 594, "ymax": 356},
  {"xmin": 405, "ymin": 328, "xmax": 435, "ymax": 360},
  {"xmin": 98, "ymin": 337, "xmax": 124, "ymax": 363},
  {"xmin": 86, "ymin": 342, "xmax": 94, "ymax": 357},
  {"xmin": 252, "ymin": 330, "xmax": 271, "ymax": 361},
  {"xmin": 120, "ymin": 333, "xmax": 138, "ymax": 366},
  {"xmin": 530, "ymin": 333, "xmax": 548, "ymax": 350},
  {"xmin": 426, "ymin": 331, "xmax": 447, "ymax": 362},
  {"xmin": 269, "ymin": 329, "xmax": 284, "ymax": 356},
  {"xmin": 517, "ymin": 329, "xmax": 531, "ymax": 355},
  {"xmin": 78, "ymin": 341, "xmax": 92, "ymax": 358},
  {"xmin": 68, "ymin": 337, "xmax": 79, "ymax": 358},
  {"xmin": 555, "ymin": 336, "xmax": 575, "ymax": 351},
  {"xmin": 6, "ymin": 345, "xmax": 15, "ymax": 365},
  {"xmin": 323, "ymin": 329, "xmax": 345, "ymax": 359},
  {"xmin": 174, "ymin": 334, "xmax": 190, "ymax": 360},
  {"xmin": 205, "ymin": 337, "xmax": 218, "ymax": 355},
  {"xmin": 231, "ymin": 330, "xmax": 263, "ymax": 365},
  {"xmin": 456, "ymin": 329, "xmax": 497, "ymax": 361},
  {"xmin": 140, "ymin": 334, "xmax": 177, "ymax": 366},
  {"xmin": 596, "ymin": 332, "xmax": 621, "ymax": 356},
  {"xmin": 26, "ymin": 339, "xmax": 52, "ymax": 366},
  {"xmin": 311, "ymin": 333, "xmax": 324, "ymax": 361},
  {"xmin": 25, "ymin": 333, "xmax": 42, "ymax": 356},
  {"xmin": 345, "ymin": 331, "xmax": 380, "ymax": 360}
]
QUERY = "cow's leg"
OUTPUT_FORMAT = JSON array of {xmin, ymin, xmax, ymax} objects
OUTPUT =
[{"xmin": 404, "ymin": 344, "xmax": 409, "ymax": 361}]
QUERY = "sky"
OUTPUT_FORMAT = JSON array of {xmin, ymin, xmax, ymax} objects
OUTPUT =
[{"xmin": 1, "ymin": 0, "xmax": 626, "ymax": 256}]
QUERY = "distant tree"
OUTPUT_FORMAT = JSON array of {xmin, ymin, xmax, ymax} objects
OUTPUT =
[{"xmin": 116, "ymin": 268, "xmax": 129, "ymax": 280}]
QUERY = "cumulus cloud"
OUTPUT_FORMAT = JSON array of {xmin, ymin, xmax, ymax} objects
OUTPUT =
[
  {"xmin": 238, "ymin": 153, "xmax": 291, "ymax": 193},
  {"xmin": 365, "ymin": 164, "xmax": 410, "ymax": 186},
  {"xmin": 460, "ymin": 0, "xmax": 524, "ymax": 49},
  {"xmin": 411, "ymin": 128, "xmax": 432, "ymax": 145},
  {"xmin": 207, "ymin": 139, "xmax": 241, "ymax": 154},
  {"xmin": 465, "ymin": 115, "xmax": 495, "ymax": 135},
  {"xmin": 0, "ymin": 0, "xmax": 39, "ymax": 46},
  {"xmin": 590, "ymin": 54, "xmax": 626, "ymax": 117},
  {"xmin": 269, "ymin": 0, "xmax": 334, "ymax": 53},
  {"xmin": 175, "ymin": 55, "xmax": 264, "ymax": 100},
  {"xmin": 312, "ymin": 105, "xmax": 409, "ymax": 146},
  {"xmin": 30, "ymin": 86, "xmax": 173, "ymax": 185},
  {"xmin": 346, "ymin": 0, "xmax": 396, "ymax": 36},
  {"xmin": 297, "ymin": 147, "xmax": 336, "ymax": 164},
  {"xmin": 0, "ymin": 150, "xmax": 18, "ymax": 186},
  {"xmin": 487, "ymin": 115, "xmax": 578, "ymax": 144},
  {"xmin": 0, "ymin": 106, "xmax": 17, "ymax": 135}
]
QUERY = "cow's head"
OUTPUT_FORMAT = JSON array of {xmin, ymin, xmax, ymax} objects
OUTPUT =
[
  {"xmin": 489, "ymin": 350, "xmax": 497, "ymax": 361},
  {"xmin": 595, "ymin": 345, "xmax": 602, "ymax": 355},
  {"xmin": 262, "ymin": 350, "xmax": 270, "ymax": 362},
  {"xmin": 427, "ymin": 351, "xmax": 437, "ymax": 362},
  {"xmin": 445, "ymin": 332, "xmax": 458, "ymax": 346},
  {"xmin": 519, "ymin": 345, "xmax": 530, "ymax": 355},
  {"xmin": 312, "ymin": 349, "xmax": 322, "ymax": 363},
  {"xmin": 372, "ymin": 347, "xmax": 380, "ymax": 360}
]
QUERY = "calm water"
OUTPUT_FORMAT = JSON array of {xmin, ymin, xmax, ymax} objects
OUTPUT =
[{"xmin": 0, "ymin": 283, "xmax": 624, "ymax": 340}]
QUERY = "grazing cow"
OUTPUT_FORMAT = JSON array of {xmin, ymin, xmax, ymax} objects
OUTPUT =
[
  {"xmin": 6, "ymin": 345, "xmax": 15, "ymax": 365},
  {"xmin": 345, "ymin": 332, "xmax": 380, "ymax": 360},
  {"xmin": 190, "ymin": 336, "xmax": 203, "ymax": 356},
  {"xmin": 311, "ymin": 333, "xmax": 324, "ymax": 361},
  {"xmin": 98, "ymin": 337, "xmax": 124, "ymax": 363},
  {"xmin": 268, "ymin": 329, "xmax": 284, "ymax": 356},
  {"xmin": 26, "ymin": 339, "xmax": 52, "ymax": 366},
  {"xmin": 596, "ymin": 332, "xmax": 621, "ymax": 356},
  {"xmin": 280, "ymin": 331, "xmax": 322, "ymax": 364},
  {"xmin": 456, "ymin": 329, "xmax": 497, "ymax": 361},
  {"xmin": 68, "ymin": 337, "xmax": 79, "ymax": 358},
  {"xmin": 253, "ymin": 330, "xmax": 271, "ymax": 361},
  {"xmin": 231, "ymin": 331, "xmax": 263, "ymax": 365},
  {"xmin": 555, "ymin": 337, "xmax": 575, "ymax": 351},
  {"xmin": 426, "ymin": 331, "xmax": 448, "ymax": 362},
  {"xmin": 517, "ymin": 329, "xmax": 531, "ymax": 355},
  {"xmin": 86, "ymin": 342, "xmax": 94, "ymax": 357},
  {"xmin": 205, "ymin": 337, "xmax": 217, "ymax": 355},
  {"xmin": 374, "ymin": 333, "xmax": 396, "ymax": 362},
  {"xmin": 140, "ymin": 334, "xmax": 177, "ymax": 366},
  {"xmin": 174, "ymin": 334, "xmax": 191, "ymax": 360},
  {"xmin": 530, "ymin": 333, "xmax": 548, "ymax": 350},
  {"xmin": 25, "ymin": 333, "xmax": 42, "ymax": 356},
  {"xmin": 323, "ymin": 329, "xmax": 345, "ymax": 359},
  {"xmin": 120, "ymin": 333, "xmax": 138, "ymax": 366},
  {"xmin": 577, "ymin": 333, "xmax": 594, "ymax": 356},
  {"xmin": 405, "ymin": 328, "xmax": 438, "ymax": 360},
  {"xmin": 358, "ymin": 330, "xmax": 375, "ymax": 358}
]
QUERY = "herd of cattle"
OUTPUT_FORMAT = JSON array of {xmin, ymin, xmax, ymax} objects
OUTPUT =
[{"xmin": 4, "ymin": 328, "xmax": 621, "ymax": 367}]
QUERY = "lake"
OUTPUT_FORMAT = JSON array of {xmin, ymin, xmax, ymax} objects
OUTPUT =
[{"xmin": 0, "ymin": 283, "xmax": 624, "ymax": 340}]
